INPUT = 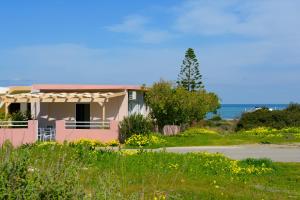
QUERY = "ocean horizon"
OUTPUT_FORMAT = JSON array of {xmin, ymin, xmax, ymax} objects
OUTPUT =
[{"xmin": 209, "ymin": 104, "xmax": 288, "ymax": 120}]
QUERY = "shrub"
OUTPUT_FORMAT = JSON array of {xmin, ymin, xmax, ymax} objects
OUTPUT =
[
  {"xmin": 69, "ymin": 139, "xmax": 104, "ymax": 150},
  {"xmin": 125, "ymin": 134, "xmax": 166, "ymax": 147},
  {"xmin": 0, "ymin": 111, "xmax": 6, "ymax": 120},
  {"xmin": 180, "ymin": 127, "xmax": 218, "ymax": 137},
  {"xmin": 105, "ymin": 140, "xmax": 120, "ymax": 147},
  {"xmin": 239, "ymin": 158, "xmax": 274, "ymax": 169},
  {"xmin": 145, "ymin": 80, "xmax": 220, "ymax": 130},
  {"xmin": 9, "ymin": 111, "xmax": 30, "ymax": 121},
  {"xmin": 236, "ymin": 103, "xmax": 300, "ymax": 130},
  {"xmin": 119, "ymin": 114, "xmax": 153, "ymax": 143},
  {"xmin": 209, "ymin": 115, "xmax": 222, "ymax": 121}
]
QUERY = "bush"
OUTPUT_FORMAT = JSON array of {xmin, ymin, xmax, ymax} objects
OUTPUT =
[
  {"xmin": 236, "ymin": 103, "xmax": 300, "ymax": 131},
  {"xmin": 9, "ymin": 111, "xmax": 30, "ymax": 121},
  {"xmin": 180, "ymin": 127, "xmax": 218, "ymax": 137},
  {"xmin": 119, "ymin": 114, "xmax": 153, "ymax": 143},
  {"xmin": 70, "ymin": 139, "xmax": 103, "ymax": 149},
  {"xmin": 0, "ymin": 111, "xmax": 6, "ymax": 120},
  {"xmin": 209, "ymin": 115, "xmax": 222, "ymax": 121},
  {"xmin": 125, "ymin": 134, "xmax": 166, "ymax": 147},
  {"xmin": 145, "ymin": 80, "xmax": 220, "ymax": 130},
  {"xmin": 239, "ymin": 158, "xmax": 274, "ymax": 169}
]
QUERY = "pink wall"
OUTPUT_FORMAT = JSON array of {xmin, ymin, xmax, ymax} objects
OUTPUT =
[
  {"xmin": 0, "ymin": 120, "xmax": 37, "ymax": 147},
  {"xmin": 55, "ymin": 120, "xmax": 119, "ymax": 143}
]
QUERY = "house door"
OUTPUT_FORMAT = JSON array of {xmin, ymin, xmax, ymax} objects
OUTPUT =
[{"xmin": 76, "ymin": 104, "xmax": 90, "ymax": 129}]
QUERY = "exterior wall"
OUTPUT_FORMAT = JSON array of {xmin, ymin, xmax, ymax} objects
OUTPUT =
[
  {"xmin": 128, "ymin": 91, "xmax": 149, "ymax": 116},
  {"xmin": 37, "ymin": 94, "xmax": 128, "ymax": 127},
  {"xmin": 55, "ymin": 120, "xmax": 119, "ymax": 143},
  {"xmin": 0, "ymin": 120, "xmax": 37, "ymax": 147},
  {"xmin": 38, "ymin": 103, "xmax": 76, "ymax": 128},
  {"xmin": 106, "ymin": 93, "xmax": 128, "ymax": 121}
]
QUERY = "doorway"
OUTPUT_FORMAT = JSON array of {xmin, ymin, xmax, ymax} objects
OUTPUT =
[
  {"xmin": 76, "ymin": 104, "xmax": 90, "ymax": 129},
  {"xmin": 8, "ymin": 103, "xmax": 20, "ymax": 114}
]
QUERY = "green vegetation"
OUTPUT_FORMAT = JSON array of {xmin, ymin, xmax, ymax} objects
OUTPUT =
[
  {"xmin": 125, "ymin": 127, "xmax": 300, "ymax": 148},
  {"xmin": 145, "ymin": 80, "xmax": 219, "ymax": 129},
  {"xmin": 1, "ymin": 141, "xmax": 299, "ymax": 199},
  {"xmin": 0, "ymin": 110, "xmax": 31, "ymax": 121},
  {"xmin": 119, "ymin": 114, "xmax": 153, "ymax": 142},
  {"xmin": 177, "ymin": 48, "xmax": 203, "ymax": 91},
  {"xmin": 125, "ymin": 134, "xmax": 166, "ymax": 147},
  {"xmin": 237, "ymin": 103, "xmax": 300, "ymax": 130}
]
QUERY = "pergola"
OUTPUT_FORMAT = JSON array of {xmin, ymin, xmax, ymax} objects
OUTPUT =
[{"xmin": 0, "ymin": 91, "xmax": 126, "ymax": 120}]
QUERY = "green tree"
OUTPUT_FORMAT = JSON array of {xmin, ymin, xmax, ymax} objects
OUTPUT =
[
  {"xmin": 177, "ymin": 48, "xmax": 203, "ymax": 91},
  {"xmin": 145, "ymin": 80, "xmax": 219, "ymax": 130}
]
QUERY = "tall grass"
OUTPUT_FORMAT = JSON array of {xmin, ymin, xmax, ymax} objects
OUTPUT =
[{"xmin": 0, "ymin": 141, "xmax": 299, "ymax": 199}]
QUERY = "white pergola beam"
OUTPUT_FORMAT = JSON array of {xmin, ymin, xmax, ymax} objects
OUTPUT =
[{"xmin": 0, "ymin": 91, "xmax": 126, "ymax": 104}]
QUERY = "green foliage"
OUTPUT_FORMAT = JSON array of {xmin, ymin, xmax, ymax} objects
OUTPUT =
[
  {"xmin": 9, "ymin": 111, "xmax": 30, "ymax": 121},
  {"xmin": 210, "ymin": 115, "xmax": 222, "ymax": 121},
  {"xmin": 0, "ymin": 111, "xmax": 6, "ymax": 120},
  {"xmin": 0, "ymin": 141, "xmax": 84, "ymax": 199},
  {"xmin": 119, "ymin": 114, "xmax": 153, "ymax": 143},
  {"xmin": 145, "ymin": 80, "xmax": 220, "ymax": 129},
  {"xmin": 236, "ymin": 103, "xmax": 300, "ymax": 130},
  {"xmin": 180, "ymin": 127, "xmax": 219, "ymax": 137},
  {"xmin": 240, "ymin": 158, "xmax": 274, "ymax": 169},
  {"xmin": 177, "ymin": 48, "xmax": 203, "ymax": 91},
  {"xmin": 125, "ymin": 134, "xmax": 166, "ymax": 147},
  {"xmin": 0, "ymin": 141, "xmax": 299, "ymax": 199}
]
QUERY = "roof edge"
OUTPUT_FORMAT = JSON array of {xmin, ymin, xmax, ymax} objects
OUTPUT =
[{"xmin": 32, "ymin": 84, "xmax": 143, "ymax": 91}]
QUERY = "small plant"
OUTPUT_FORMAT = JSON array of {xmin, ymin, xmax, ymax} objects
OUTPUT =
[
  {"xmin": 180, "ymin": 127, "xmax": 219, "ymax": 137},
  {"xmin": 125, "ymin": 134, "xmax": 166, "ymax": 147},
  {"xmin": 0, "ymin": 111, "xmax": 6, "ymax": 121},
  {"xmin": 69, "ymin": 139, "xmax": 104, "ymax": 150},
  {"xmin": 119, "ymin": 114, "xmax": 153, "ymax": 143},
  {"xmin": 105, "ymin": 140, "xmax": 120, "ymax": 147},
  {"xmin": 9, "ymin": 111, "xmax": 29, "ymax": 121},
  {"xmin": 210, "ymin": 115, "xmax": 222, "ymax": 121}
]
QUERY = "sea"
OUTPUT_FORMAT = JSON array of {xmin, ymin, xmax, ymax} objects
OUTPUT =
[{"xmin": 208, "ymin": 104, "xmax": 288, "ymax": 120}]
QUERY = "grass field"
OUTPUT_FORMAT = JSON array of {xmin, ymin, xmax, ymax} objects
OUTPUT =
[
  {"xmin": 162, "ymin": 133, "xmax": 300, "ymax": 147},
  {"xmin": 1, "ymin": 142, "xmax": 300, "ymax": 199},
  {"xmin": 124, "ymin": 127, "xmax": 300, "ymax": 148}
]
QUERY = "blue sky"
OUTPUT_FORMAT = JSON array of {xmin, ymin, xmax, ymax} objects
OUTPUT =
[{"xmin": 0, "ymin": 0, "xmax": 299, "ymax": 103}]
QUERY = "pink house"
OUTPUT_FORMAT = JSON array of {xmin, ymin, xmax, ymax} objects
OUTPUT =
[{"xmin": 0, "ymin": 84, "xmax": 148, "ymax": 146}]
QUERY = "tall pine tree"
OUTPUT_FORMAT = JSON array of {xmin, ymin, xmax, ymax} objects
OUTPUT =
[{"xmin": 177, "ymin": 48, "xmax": 203, "ymax": 91}]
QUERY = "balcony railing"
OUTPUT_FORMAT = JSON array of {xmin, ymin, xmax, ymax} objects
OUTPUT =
[
  {"xmin": 65, "ymin": 120, "xmax": 110, "ymax": 129},
  {"xmin": 0, "ymin": 121, "xmax": 28, "ymax": 128}
]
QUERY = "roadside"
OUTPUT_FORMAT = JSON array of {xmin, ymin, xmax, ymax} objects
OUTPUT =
[
  {"xmin": 101, "ymin": 143, "xmax": 300, "ymax": 162},
  {"xmin": 159, "ymin": 143, "xmax": 300, "ymax": 162}
]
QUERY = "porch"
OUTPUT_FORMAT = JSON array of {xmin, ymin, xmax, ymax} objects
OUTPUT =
[
  {"xmin": 0, "ymin": 119, "xmax": 119, "ymax": 146},
  {"xmin": 0, "ymin": 90, "xmax": 127, "ymax": 146}
]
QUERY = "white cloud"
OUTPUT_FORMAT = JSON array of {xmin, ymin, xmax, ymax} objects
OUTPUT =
[
  {"xmin": 0, "ymin": 42, "xmax": 299, "ymax": 103},
  {"xmin": 1, "ymin": 1, "xmax": 300, "ymax": 103},
  {"xmin": 106, "ymin": 15, "xmax": 148, "ymax": 33},
  {"xmin": 174, "ymin": 0, "xmax": 300, "ymax": 38},
  {"xmin": 106, "ymin": 15, "xmax": 173, "ymax": 43}
]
